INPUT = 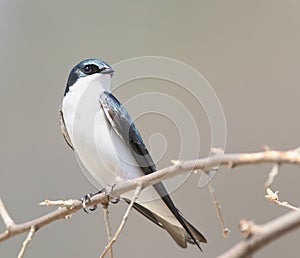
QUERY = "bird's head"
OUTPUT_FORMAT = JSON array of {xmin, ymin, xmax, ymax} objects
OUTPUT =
[{"xmin": 64, "ymin": 59, "xmax": 114, "ymax": 96}]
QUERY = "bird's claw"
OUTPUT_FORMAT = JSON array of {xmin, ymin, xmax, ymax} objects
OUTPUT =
[
  {"xmin": 81, "ymin": 193, "xmax": 97, "ymax": 213},
  {"xmin": 111, "ymin": 196, "xmax": 120, "ymax": 204},
  {"xmin": 105, "ymin": 184, "xmax": 120, "ymax": 204},
  {"xmin": 80, "ymin": 185, "xmax": 120, "ymax": 213}
]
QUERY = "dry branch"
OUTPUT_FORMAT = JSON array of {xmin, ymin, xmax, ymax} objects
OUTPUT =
[
  {"xmin": 217, "ymin": 210, "xmax": 300, "ymax": 258},
  {"xmin": 17, "ymin": 226, "xmax": 36, "ymax": 258},
  {"xmin": 99, "ymin": 183, "xmax": 142, "ymax": 258},
  {"xmin": 102, "ymin": 204, "xmax": 113, "ymax": 258},
  {"xmin": 1, "ymin": 148, "xmax": 300, "ymax": 256}
]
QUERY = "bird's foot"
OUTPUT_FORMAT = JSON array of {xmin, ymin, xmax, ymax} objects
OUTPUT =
[
  {"xmin": 80, "ymin": 185, "xmax": 120, "ymax": 213},
  {"xmin": 111, "ymin": 196, "xmax": 120, "ymax": 204},
  {"xmin": 81, "ymin": 193, "xmax": 98, "ymax": 213},
  {"xmin": 106, "ymin": 184, "xmax": 120, "ymax": 204}
]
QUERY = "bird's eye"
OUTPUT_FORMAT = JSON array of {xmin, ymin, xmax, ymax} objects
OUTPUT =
[
  {"xmin": 82, "ymin": 64, "xmax": 100, "ymax": 75},
  {"xmin": 83, "ymin": 65, "xmax": 92, "ymax": 73}
]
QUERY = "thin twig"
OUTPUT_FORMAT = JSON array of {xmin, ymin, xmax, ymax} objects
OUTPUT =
[
  {"xmin": 264, "ymin": 165, "xmax": 300, "ymax": 211},
  {"xmin": 264, "ymin": 164, "xmax": 279, "ymax": 189},
  {"xmin": 208, "ymin": 183, "xmax": 230, "ymax": 237},
  {"xmin": 265, "ymin": 188, "xmax": 300, "ymax": 211},
  {"xmin": 99, "ymin": 183, "xmax": 143, "ymax": 258},
  {"xmin": 0, "ymin": 198, "xmax": 15, "ymax": 228},
  {"xmin": 17, "ymin": 226, "xmax": 36, "ymax": 258},
  {"xmin": 102, "ymin": 203, "xmax": 113, "ymax": 258}
]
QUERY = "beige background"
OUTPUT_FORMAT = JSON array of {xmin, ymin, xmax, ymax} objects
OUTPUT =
[{"xmin": 1, "ymin": 1, "xmax": 300, "ymax": 257}]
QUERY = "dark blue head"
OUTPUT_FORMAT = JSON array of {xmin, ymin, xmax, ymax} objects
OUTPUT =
[{"xmin": 64, "ymin": 59, "xmax": 114, "ymax": 96}]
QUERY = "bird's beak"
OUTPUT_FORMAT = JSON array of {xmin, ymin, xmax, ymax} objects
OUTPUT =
[{"xmin": 101, "ymin": 67, "xmax": 114, "ymax": 75}]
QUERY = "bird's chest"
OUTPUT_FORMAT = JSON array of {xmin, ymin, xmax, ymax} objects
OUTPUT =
[
  {"xmin": 62, "ymin": 96, "xmax": 124, "ymax": 187},
  {"xmin": 75, "ymin": 107, "xmax": 125, "ymax": 186}
]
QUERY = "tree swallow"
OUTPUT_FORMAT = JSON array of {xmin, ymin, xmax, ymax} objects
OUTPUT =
[{"xmin": 60, "ymin": 59, "xmax": 207, "ymax": 250}]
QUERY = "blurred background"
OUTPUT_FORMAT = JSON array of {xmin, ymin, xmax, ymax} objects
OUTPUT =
[{"xmin": 1, "ymin": 1, "xmax": 300, "ymax": 257}]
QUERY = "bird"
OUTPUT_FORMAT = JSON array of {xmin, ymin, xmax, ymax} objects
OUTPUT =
[{"xmin": 59, "ymin": 58, "xmax": 207, "ymax": 250}]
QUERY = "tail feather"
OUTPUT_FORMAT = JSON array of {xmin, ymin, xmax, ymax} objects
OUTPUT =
[
  {"xmin": 152, "ymin": 213, "xmax": 188, "ymax": 248},
  {"xmin": 182, "ymin": 216, "xmax": 207, "ymax": 244},
  {"xmin": 128, "ymin": 200, "xmax": 207, "ymax": 249},
  {"xmin": 154, "ymin": 211, "xmax": 207, "ymax": 250}
]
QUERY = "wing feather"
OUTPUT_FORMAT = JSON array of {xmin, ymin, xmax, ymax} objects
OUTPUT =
[
  {"xmin": 59, "ymin": 107, "xmax": 74, "ymax": 150},
  {"xmin": 99, "ymin": 91, "xmax": 206, "ymax": 248}
]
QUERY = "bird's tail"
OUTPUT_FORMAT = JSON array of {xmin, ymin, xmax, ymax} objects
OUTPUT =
[
  {"xmin": 182, "ymin": 216, "xmax": 207, "ymax": 245},
  {"xmin": 153, "ymin": 212, "xmax": 207, "ymax": 249},
  {"xmin": 129, "ymin": 200, "xmax": 207, "ymax": 249}
]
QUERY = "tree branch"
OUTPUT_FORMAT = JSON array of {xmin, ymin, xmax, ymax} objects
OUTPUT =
[
  {"xmin": 99, "ymin": 183, "xmax": 143, "ymax": 258},
  {"xmin": 102, "ymin": 203, "xmax": 113, "ymax": 258},
  {"xmin": 0, "ymin": 198, "xmax": 14, "ymax": 228},
  {"xmin": 17, "ymin": 226, "xmax": 36, "ymax": 258},
  {"xmin": 1, "ymin": 147, "xmax": 300, "ymax": 251},
  {"xmin": 217, "ymin": 210, "xmax": 300, "ymax": 258}
]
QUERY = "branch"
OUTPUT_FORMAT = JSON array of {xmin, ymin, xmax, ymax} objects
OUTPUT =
[
  {"xmin": 217, "ymin": 210, "xmax": 300, "ymax": 258},
  {"xmin": 0, "ymin": 198, "xmax": 14, "ymax": 228},
  {"xmin": 99, "ymin": 183, "xmax": 142, "ymax": 258},
  {"xmin": 17, "ymin": 226, "xmax": 36, "ymax": 258},
  {"xmin": 208, "ymin": 183, "xmax": 230, "ymax": 237},
  {"xmin": 265, "ymin": 188, "xmax": 300, "ymax": 211},
  {"xmin": 102, "ymin": 203, "xmax": 113, "ymax": 258},
  {"xmin": 1, "ymin": 148, "xmax": 300, "ymax": 244}
]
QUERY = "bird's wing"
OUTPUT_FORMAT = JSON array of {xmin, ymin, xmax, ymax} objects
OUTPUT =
[
  {"xmin": 99, "ymin": 91, "xmax": 207, "ymax": 248},
  {"xmin": 59, "ymin": 106, "xmax": 74, "ymax": 150}
]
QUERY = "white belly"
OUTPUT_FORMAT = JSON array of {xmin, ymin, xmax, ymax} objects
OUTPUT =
[
  {"xmin": 76, "ymin": 107, "xmax": 166, "ymax": 203},
  {"xmin": 80, "ymin": 109, "xmax": 147, "ymax": 183}
]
